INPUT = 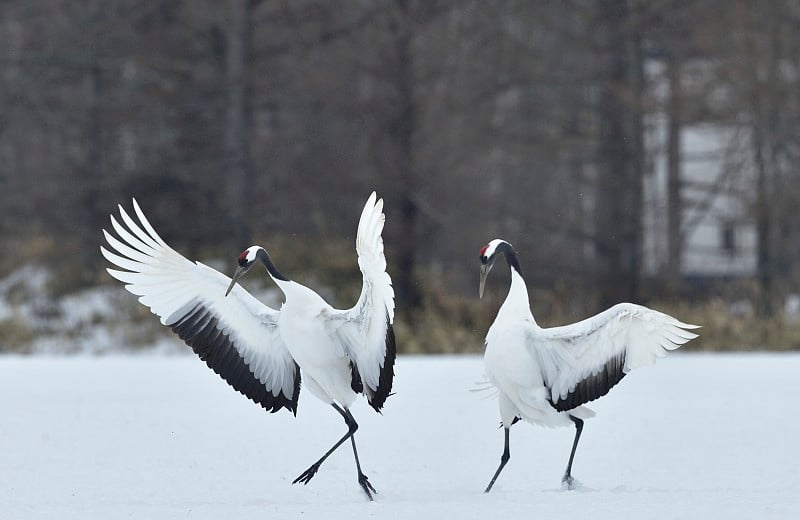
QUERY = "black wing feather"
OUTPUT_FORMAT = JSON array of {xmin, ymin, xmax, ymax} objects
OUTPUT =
[
  {"xmin": 170, "ymin": 301, "xmax": 300, "ymax": 415},
  {"xmin": 366, "ymin": 316, "xmax": 396, "ymax": 412},
  {"xmin": 550, "ymin": 351, "xmax": 627, "ymax": 412}
]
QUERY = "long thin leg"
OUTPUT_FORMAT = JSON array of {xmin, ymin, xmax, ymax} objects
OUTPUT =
[
  {"xmin": 293, "ymin": 404, "xmax": 356, "ymax": 486},
  {"xmin": 293, "ymin": 404, "xmax": 376, "ymax": 501},
  {"xmin": 484, "ymin": 426, "xmax": 511, "ymax": 493},
  {"xmin": 344, "ymin": 408, "xmax": 376, "ymax": 500},
  {"xmin": 562, "ymin": 415, "xmax": 584, "ymax": 489}
]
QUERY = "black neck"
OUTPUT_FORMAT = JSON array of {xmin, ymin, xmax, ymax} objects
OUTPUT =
[
  {"xmin": 496, "ymin": 242, "xmax": 523, "ymax": 278},
  {"xmin": 257, "ymin": 249, "xmax": 290, "ymax": 282}
]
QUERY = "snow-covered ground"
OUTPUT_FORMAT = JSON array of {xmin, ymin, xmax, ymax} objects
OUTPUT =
[{"xmin": 1, "ymin": 353, "xmax": 798, "ymax": 519}]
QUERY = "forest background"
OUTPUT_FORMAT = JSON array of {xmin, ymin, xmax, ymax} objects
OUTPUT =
[{"xmin": 2, "ymin": 0, "xmax": 799, "ymax": 353}]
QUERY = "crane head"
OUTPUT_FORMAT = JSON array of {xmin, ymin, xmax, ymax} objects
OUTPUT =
[
  {"xmin": 479, "ymin": 244, "xmax": 495, "ymax": 299},
  {"xmin": 225, "ymin": 246, "xmax": 263, "ymax": 296},
  {"xmin": 479, "ymin": 239, "xmax": 510, "ymax": 299}
]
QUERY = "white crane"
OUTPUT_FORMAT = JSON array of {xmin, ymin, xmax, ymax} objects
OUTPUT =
[
  {"xmin": 477, "ymin": 239, "xmax": 698, "ymax": 492},
  {"xmin": 100, "ymin": 192, "xmax": 395, "ymax": 501}
]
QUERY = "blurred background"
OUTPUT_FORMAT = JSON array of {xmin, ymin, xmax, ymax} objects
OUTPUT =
[{"xmin": 1, "ymin": 0, "xmax": 799, "ymax": 354}]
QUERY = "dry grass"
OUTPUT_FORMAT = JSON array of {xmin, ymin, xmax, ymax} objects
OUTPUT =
[
  {"xmin": 0, "ymin": 316, "xmax": 35, "ymax": 354},
  {"xmin": 649, "ymin": 300, "xmax": 800, "ymax": 351},
  {"xmin": 394, "ymin": 291, "xmax": 800, "ymax": 354},
  {"xmin": 4, "ymin": 233, "xmax": 800, "ymax": 353}
]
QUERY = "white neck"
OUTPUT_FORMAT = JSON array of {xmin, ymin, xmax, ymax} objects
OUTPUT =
[
  {"xmin": 274, "ymin": 278, "xmax": 327, "ymax": 309},
  {"xmin": 498, "ymin": 268, "xmax": 537, "ymax": 325}
]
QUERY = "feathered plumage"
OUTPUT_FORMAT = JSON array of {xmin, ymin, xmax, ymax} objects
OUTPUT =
[
  {"xmin": 101, "ymin": 192, "xmax": 395, "ymax": 500},
  {"xmin": 478, "ymin": 238, "xmax": 698, "ymax": 492}
]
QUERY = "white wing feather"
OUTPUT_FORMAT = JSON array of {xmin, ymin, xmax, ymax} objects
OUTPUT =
[
  {"xmin": 324, "ymin": 192, "xmax": 396, "ymax": 409},
  {"xmin": 101, "ymin": 199, "xmax": 299, "ymax": 413},
  {"xmin": 533, "ymin": 303, "xmax": 699, "ymax": 406}
]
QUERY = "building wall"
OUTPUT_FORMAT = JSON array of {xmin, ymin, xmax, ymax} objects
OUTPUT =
[{"xmin": 644, "ymin": 113, "xmax": 758, "ymax": 278}]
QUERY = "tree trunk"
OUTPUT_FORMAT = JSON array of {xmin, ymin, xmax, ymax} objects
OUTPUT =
[
  {"xmin": 389, "ymin": 4, "xmax": 421, "ymax": 310},
  {"xmin": 81, "ymin": 63, "xmax": 105, "ymax": 285},
  {"xmin": 225, "ymin": 0, "xmax": 254, "ymax": 250},
  {"xmin": 750, "ymin": 1, "xmax": 783, "ymax": 320},
  {"xmin": 665, "ymin": 49, "xmax": 683, "ymax": 293},
  {"xmin": 594, "ymin": 0, "xmax": 645, "ymax": 307},
  {"xmin": 753, "ymin": 113, "xmax": 773, "ymax": 318}
]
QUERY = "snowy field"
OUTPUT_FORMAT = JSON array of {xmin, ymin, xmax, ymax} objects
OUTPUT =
[{"xmin": 1, "ymin": 353, "xmax": 798, "ymax": 520}]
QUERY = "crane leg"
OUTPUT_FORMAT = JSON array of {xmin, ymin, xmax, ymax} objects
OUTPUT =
[
  {"xmin": 562, "ymin": 415, "xmax": 583, "ymax": 489},
  {"xmin": 484, "ymin": 426, "xmax": 511, "ymax": 493},
  {"xmin": 344, "ymin": 407, "xmax": 376, "ymax": 500},
  {"xmin": 292, "ymin": 404, "xmax": 375, "ymax": 500}
]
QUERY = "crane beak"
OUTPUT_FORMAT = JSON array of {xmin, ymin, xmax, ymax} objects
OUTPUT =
[
  {"xmin": 479, "ymin": 262, "xmax": 492, "ymax": 299},
  {"xmin": 225, "ymin": 266, "xmax": 246, "ymax": 297}
]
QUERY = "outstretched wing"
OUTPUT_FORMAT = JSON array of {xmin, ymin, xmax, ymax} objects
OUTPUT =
[
  {"xmin": 324, "ymin": 192, "xmax": 396, "ymax": 412},
  {"xmin": 101, "ymin": 199, "xmax": 300, "ymax": 415},
  {"xmin": 532, "ymin": 303, "xmax": 699, "ymax": 412}
]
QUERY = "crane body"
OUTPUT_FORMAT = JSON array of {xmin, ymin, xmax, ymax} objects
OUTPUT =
[
  {"xmin": 478, "ymin": 238, "xmax": 698, "ymax": 492},
  {"xmin": 102, "ymin": 193, "xmax": 395, "ymax": 500}
]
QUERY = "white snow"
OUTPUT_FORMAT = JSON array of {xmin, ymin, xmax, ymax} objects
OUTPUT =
[{"xmin": 1, "ymin": 353, "xmax": 798, "ymax": 519}]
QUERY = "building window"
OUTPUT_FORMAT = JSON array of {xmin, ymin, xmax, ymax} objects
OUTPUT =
[{"xmin": 721, "ymin": 221, "xmax": 736, "ymax": 255}]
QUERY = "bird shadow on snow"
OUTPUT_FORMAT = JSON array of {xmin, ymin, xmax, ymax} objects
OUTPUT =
[
  {"xmin": 485, "ymin": 481, "xmax": 598, "ymax": 495},
  {"xmin": 534, "ymin": 481, "xmax": 596, "ymax": 494},
  {"xmin": 540, "ymin": 484, "xmax": 738, "ymax": 495},
  {"xmin": 560, "ymin": 479, "xmax": 592, "ymax": 492}
]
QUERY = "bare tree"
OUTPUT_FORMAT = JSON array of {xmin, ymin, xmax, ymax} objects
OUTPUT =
[
  {"xmin": 224, "ymin": 0, "xmax": 258, "ymax": 250},
  {"xmin": 664, "ymin": 47, "xmax": 684, "ymax": 292},
  {"xmin": 592, "ymin": 0, "xmax": 646, "ymax": 307},
  {"xmin": 7, "ymin": 0, "xmax": 800, "ymax": 343},
  {"xmin": 722, "ymin": 0, "xmax": 800, "ymax": 318}
]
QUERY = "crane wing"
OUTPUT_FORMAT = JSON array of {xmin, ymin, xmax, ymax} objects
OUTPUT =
[
  {"xmin": 101, "ymin": 199, "xmax": 300, "ymax": 415},
  {"xmin": 532, "ymin": 303, "xmax": 698, "ymax": 412},
  {"xmin": 323, "ymin": 192, "xmax": 396, "ymax": 412}
]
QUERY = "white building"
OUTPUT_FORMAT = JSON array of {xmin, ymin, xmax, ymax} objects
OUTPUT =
[{"xmin": 643, "ymin": 62, "xmax": 758, "ymax": 280}]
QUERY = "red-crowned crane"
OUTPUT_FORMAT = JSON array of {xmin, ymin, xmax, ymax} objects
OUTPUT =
[
  {"xmin": 100, "ymin": 193, "xmax": 395, "ymax": 501},
  {"xmin": 477, "ymin": 239, "xmax": 699, "ymax": 492}
]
